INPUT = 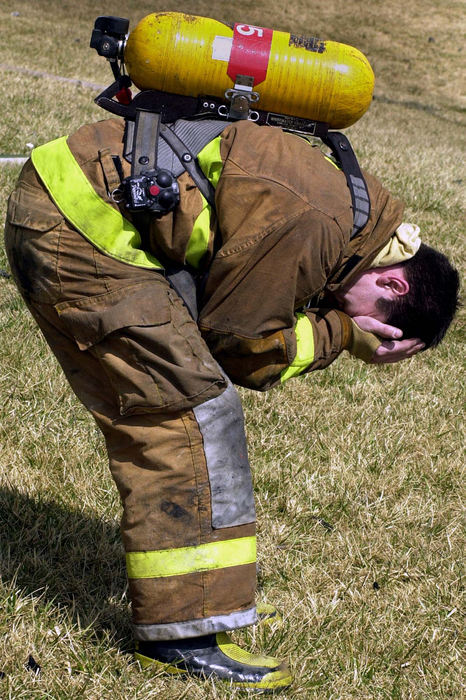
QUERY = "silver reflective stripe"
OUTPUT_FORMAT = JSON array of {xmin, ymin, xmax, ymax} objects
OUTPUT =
[
  {"xmin": 132, "ymin": 605, "xmax": 257, "ymax": 641},
  {"xmin": 164, "ymin": 269, "xmax": 254, "ymax": 527},
  {"xmin": 193, "ymin": 379, "xmax": 256, "ymax": 529},
  {"xmin": 350, "ymin": 173, "xmax": 371, "ymax": 235}
]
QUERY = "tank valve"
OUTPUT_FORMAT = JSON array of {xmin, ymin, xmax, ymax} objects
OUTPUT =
[{"xmin": 90, "ymin": 16, "xmax": 129, "ymax": 78}]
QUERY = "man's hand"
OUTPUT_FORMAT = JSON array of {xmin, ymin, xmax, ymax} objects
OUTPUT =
[
  {"xmin": 372, "ymin": 337, "xmax": 425, "ymax": 363},
  {"xmin": 352, "ymin": 315, "xmax": 425, "ymax": 364}
]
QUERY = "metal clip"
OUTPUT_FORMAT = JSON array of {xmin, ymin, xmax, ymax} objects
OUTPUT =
[
  {"xmin": 111, "ymin": 185, "xmax": 125, "ymax": 204},
  {"xmin": 225, "ymin": 75, "xmax": 260, "ymax": 120}
]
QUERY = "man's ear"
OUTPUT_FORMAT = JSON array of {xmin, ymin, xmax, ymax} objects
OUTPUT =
[{"xmin": 376, "ymin": 272, "xmax": 410, "ymax": 297}]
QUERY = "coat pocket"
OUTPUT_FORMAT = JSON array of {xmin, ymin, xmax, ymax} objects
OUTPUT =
[
  {"xmin": 6, "ymin": 185, "xmax": 64, "ymax": 232},
  {"xmin": 55, "ymin": 279, "xmax": 227, "ymax": 415},
  {"xmin": 5, "ymin": 184, "xmax": 64, "ymax": 303}
]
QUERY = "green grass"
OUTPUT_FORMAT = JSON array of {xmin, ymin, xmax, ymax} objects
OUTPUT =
[{"xmin": 0, "ymin": 0, "xmax": 464, "ymax": 697}]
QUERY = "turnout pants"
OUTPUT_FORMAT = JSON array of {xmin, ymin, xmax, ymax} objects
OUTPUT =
[{"xmin": 4, "ymin": 162, "xmax": 257, "ymax": 640}]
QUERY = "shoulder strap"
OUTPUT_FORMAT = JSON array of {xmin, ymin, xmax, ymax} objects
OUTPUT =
[
  {"xmin": 124, "ymin": 116, "xmax": 370, "ymax": 235},
  {"xmin": 159, "ymin": 122, "xmax": 224, "ymax": 208},
  {"xmin": 320, "ymin": 132, "xmax": 370, "ymax": 238},
  {"xmin": 158, "ymin": 120, "xmax": 230, "ymax": 177}
]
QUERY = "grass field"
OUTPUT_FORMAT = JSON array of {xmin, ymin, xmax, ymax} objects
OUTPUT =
[{"xmin": 0, "ymin": 0, "xmax": 464, "ymax": 698}]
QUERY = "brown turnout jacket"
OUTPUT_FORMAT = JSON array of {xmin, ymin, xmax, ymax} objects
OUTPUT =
[{"xmin": 36, "ymin": 118, "xmax": 405, "ymax": 390}]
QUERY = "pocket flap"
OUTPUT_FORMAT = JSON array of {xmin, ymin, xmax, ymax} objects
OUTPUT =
[
  {"xmin": 55, "ymin": 280, "xmax": 170, "ymax": 350},
  {"xmin": 7, "ymin": 188, "xmax": 63, "ymax": 232}
]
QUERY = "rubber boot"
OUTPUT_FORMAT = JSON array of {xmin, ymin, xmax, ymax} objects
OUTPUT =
[{"xmin": 135, "ymin": 632, "xmax": 292, "ymax": 691}]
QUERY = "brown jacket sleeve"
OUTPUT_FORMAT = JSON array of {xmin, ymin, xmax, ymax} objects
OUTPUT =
[{"xmin": 200, "ymin": 308, "xmax": 350, "ymax": 391}]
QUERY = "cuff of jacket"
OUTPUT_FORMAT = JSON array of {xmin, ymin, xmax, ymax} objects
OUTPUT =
[{"xmin": 336, "ymin": 312, "xmax": 382, "ymax": 363}]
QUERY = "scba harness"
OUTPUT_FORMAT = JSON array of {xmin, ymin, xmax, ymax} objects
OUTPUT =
[
  {"xmin": 119, "ymin": 113, "xmax": 227, "ymax": 214},
  {"xmin": 90, "ymin": 14, "xmax": 371, "ymax": 238}
]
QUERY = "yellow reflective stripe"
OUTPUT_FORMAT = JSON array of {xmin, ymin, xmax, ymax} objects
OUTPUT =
[
  {"xmin": 216, "ymin": 632, "xmax": 281, "ymax": 668},
  {"xmin": 185, "ymin": 193, "xmax": 211, "ymax": 268},
  {"xmin": 31, "ymin": 137, "xmax": 163, "ymax": 270},
  {"xmin": 184, "ymin": 135, "xmax": 224, "ymax": 269},
  {"xmin": 126, "ymin": 536, "xmax": 256, "ymax": 579},
  {"xmin": 280, "ymin": 313, "xmax": 315, "ymax": 383},
  {"xmin": 324, "ymin": 154, "xmax": 341, "ymax": 171},
  {"xmin": 197, "ymin": 135, "xmax": 223, "ymax": 188}
]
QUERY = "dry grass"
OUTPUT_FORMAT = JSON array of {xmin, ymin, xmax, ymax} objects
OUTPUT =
[{"xmin": 0, "ymin": 0, "xmax": 464, "ymax": 697}]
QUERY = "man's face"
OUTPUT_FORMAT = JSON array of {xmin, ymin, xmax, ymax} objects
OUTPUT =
[{"xmin": 334, "ymin": 266, "xmax": 409, "ymax": 320}]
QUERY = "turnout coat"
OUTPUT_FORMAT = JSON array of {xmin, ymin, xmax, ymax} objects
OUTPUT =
[{"xmin": 7, "ymin": 117, "xmax": 404, "ymax": 394}]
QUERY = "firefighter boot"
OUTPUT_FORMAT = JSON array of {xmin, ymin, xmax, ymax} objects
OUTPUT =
[
  {"xmin": 256, "ymin": 602, "xmax": 282, "ymax": 626},
  {"xmin": 135, "ymin": 632, "xmax": 292, "ymax": 691}
]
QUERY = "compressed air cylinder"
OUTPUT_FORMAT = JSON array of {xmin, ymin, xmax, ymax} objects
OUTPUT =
[{"xmin": 124, "ymin": 12, "xmax": 374, "ymax": 129}]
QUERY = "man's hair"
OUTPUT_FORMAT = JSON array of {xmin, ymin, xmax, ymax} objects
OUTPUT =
[{"xmin": 376, "ymin": 243, "xmax": 460, "ymax": 348}]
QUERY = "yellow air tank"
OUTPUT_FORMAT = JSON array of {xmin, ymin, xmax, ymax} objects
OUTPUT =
[{"xmin": 124, "ymin": 12, "xmax": 374, "ymax": 129}]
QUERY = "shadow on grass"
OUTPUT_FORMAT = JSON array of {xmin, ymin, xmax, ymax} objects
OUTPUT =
[{"xmin": 0, "ymin": 485, "xmax": 131, "ymax": 647}]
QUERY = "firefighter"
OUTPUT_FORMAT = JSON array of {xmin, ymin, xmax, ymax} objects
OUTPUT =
[{"xmin": 3, "ymin": 116, "xmax": 459, "ymax": 691}]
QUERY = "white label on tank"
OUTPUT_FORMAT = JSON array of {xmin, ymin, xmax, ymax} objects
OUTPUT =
[{"xmin": 212, "ymin": 36, "xmax": 233, "ymax": 62}]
